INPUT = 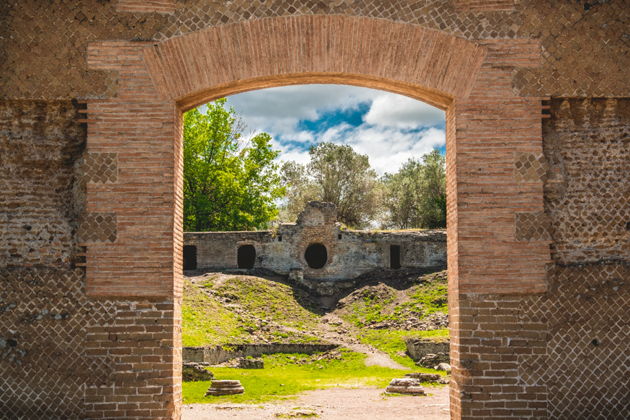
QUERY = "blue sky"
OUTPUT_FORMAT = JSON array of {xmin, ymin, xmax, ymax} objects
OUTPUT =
[{"xmin": 222, "ymin": 84, "xmax": 445, "ymax": 175}]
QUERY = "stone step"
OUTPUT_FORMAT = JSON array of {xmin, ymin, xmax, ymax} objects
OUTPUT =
[
  {"xmin": 385, "ymin": 385, "xmax": 426, "ymax": 395},
  {"xmin": 205, "ymin": 387, "xmax": 245, "ymax": 396},
  {"xmin": 210, "ymin": 380, "xmax": 242, "ymax": 388}
]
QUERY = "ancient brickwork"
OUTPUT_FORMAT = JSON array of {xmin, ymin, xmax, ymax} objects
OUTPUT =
[
  {"xmin": 0, "ymin": 267, "xmax": 179, "ymax": 419},
  {"xmin": 454, "ymin": 261, "xmax": 630, "ymax": 419},
  {"xmin": 543, "ymin": 98, "xmax": 630, "ymax": 264},
  {"xmin": 1, "ymin": 1, "xmax": 629, "ymax": 419},
  {"xmin": 516, "ymin": 0, "xmax": 630, "ymax": 97},
  {"xmin": 2, "ymin": 1, "xmax": 628, "ymax": 99},
  {"xmin": 84, "ymin": 40, "xmax": 179, "ymax": 298},
  {"xmin": 0, "ymin": 100, "xmax": 84, "ymax": 267},
  {"xmin": 450, "ymin": 99, "xmax": 630, "ymax": 419},
  {"xmin": 0, "ymin": 98, "xmax": 180, "ymax": 418}
]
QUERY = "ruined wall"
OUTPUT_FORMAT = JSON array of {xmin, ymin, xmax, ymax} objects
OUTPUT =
[
  {"xmin": 0, "ymin": 101, "xmax": 180, "ymax": 419},
  {"xmin": 450, "ymin": 99, "xmax": 629, "ymax": 418},
  {"xmin": 1, "ymin": 1, "xmax": 629, "ymax": 419},
  {"xmin": 2, "ymin": 1, "xmax": 628, "ymax": 99},
  {"xmin": 184, "ymin": 202, "xmax": 446, "ymax": 280},
  {"xmin": 0, "ymin": 101, "xmax": 84, "ymax": 267}
]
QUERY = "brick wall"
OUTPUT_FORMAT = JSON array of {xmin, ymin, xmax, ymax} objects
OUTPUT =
[
  {"xmin": 2, "ymin": 1, "xmax": 628, "ymax": 100},
  {"xmin": 0, "ymin": 101, "xmax": 84, "ymax": 267},
  {"xmin": 0, "ymin": 102, "xmax": 180, "ymax": 419},
  {"xmin": 1, "ymin": 2, "xmax": 629, "ymax": 419},
  {"xmin": 450, "ymin": 99, "xmax": 630, "ymax": 419}
]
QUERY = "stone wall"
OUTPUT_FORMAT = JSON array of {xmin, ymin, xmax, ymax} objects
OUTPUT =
[
  {"xmin": 183, "ymin": 343, "xmax": 338, "ymax": 365},
  {"xmin": 405, "ymin": 338, "xmax": 450, "ymax": 363},
  {"xmin": 184, "ymin": 202, "xmax": 447, "ymax": 281},
  {"xmin": 1, "ymin": 1, "xmax": 629, "ymax": 419}
]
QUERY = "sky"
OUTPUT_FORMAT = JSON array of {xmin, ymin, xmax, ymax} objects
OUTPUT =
[{"xmin": 218, "ymin": 84, "xmax": 446, "ymax": 175}]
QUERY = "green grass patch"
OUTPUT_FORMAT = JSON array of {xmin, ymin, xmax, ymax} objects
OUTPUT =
[
  {"xmin": 203, "ymin": 275, "xmax": 321, "ymax": 332},
  {"xmin": 182, "ymin": 279, "xmax": 249, "ymax": 346},
  {"xmin": 339, "ymin": 271, "xmax": 448, "ymax": 329},
  {"xmin": 404, "ymin": 274, "xmax": 448, "ymax": 316},
  {"xmin": 183, "ymin": 350, "xmax": 411, "ymax": 404},
  {"xmin": 358, "ymin": 329, "xmax": 449, "ymax": 370}
]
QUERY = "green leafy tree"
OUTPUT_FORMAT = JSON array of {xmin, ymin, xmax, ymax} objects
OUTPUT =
[
  {"xmin": 280, "ymin": 143, "xmax": 382, "ymax": 228},
  {"xmin": 183, "ymin": 99, "xmax": 285, "ymax": 231},
  {"xmin": 382, "ymin": 150, "xmax": 446, "ymax": 229}
]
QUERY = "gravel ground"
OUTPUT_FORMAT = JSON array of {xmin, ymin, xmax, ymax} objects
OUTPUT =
[{"xmin": 182, "ymin": 386, "xmax": 450, "ymax": 420}]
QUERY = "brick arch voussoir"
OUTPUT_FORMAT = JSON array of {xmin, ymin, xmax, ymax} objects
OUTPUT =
[{"xmin": 142, "ymin": 15, "xmax": 486, "ymax": 111}]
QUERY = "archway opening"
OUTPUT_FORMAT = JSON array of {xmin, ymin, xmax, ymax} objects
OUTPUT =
[
  {"xmin": 183, "ymin": 245, "xmax": 197, "ymax": 270},
  {"xmin": 237, "ymin": 245, "xmax": 256, "ymax": 269},
  {"xmin": 180, "ymin": 83, "xmax": 450, "ymax": 417}
]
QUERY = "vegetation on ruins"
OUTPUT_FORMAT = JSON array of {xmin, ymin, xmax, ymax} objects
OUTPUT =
[
  {"xmin": 280, "ymin": 143, "xmax": 382, "ymax": 228},
  {"xmin": 182, "ymin": 270, "xmax": 449, "ymax": 403},
  {"xmin": 183, "ymin": 275, "xmax": 322, "ymax": 347},
  {"xmin": 183, "ymin": 350, "xmax": 419, "ymax": 404},
  {"xmin": 183, "ymin": 99, "xmax": 285, "ymax": 231},
  {"xmin": 279, "ymin": 144, "xmax": 446, "ymax": 229}
]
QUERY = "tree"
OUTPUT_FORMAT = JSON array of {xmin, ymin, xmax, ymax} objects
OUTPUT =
[
  {"xmin": 280, "ymin": 143, "xmax": 382, "ymax": 228},
  {"xmin": 183, "ymin": 99, "xmax": 285, "ymax": 231},
  {"xmin": 381, "ymin": 150, "xmax": 446, "ymax": 229}
]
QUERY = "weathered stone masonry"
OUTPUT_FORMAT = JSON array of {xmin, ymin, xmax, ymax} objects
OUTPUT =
[
  {"xmin": 1, "ymin": 1, "xmax": 629, "ymax": 419},
  {"xmin": 184, "ymin": 202, "xmax": 446, "ymax": 281}
]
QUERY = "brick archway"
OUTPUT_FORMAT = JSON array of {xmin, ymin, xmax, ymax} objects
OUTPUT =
[{"xmin": 84, "ymin": 15, "xmax": 548, "ymax": 419}]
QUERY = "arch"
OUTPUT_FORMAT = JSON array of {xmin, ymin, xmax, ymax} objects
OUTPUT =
[
  {"xmin": 237, "ymin": 244, "xmax": 256, "ymax": 269},
  {"xmin": 143, "ymin": 15, "xmax": 486, "ymax": 110},
  {"xmin": 83, "ymin": 13, "xmax": 549, "ymax": 420}
]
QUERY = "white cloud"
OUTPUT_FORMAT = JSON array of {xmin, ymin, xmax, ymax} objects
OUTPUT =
[
  {"xmin": 364, "ymin": 94, "xmax": 445, "ymax": 128},
  {"xmin": 324, "ymin": 124, "xmax": 445, "ymax": 175},
  {"xmin": 210, "ymin": 84, "xmax": 446, "ymax": 174},
  {"xmin": 227, "ymin": 84, "xmax": 379, "ymax": 134}
]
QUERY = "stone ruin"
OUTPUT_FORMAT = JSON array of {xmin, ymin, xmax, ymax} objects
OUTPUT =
[
  {"xmin": 205, "ymin": 380, "xmax": 245, "ymax": 396},
  {"xmin": 184, "ymin": 201, "xmax": 446, "ymax": 289},
  {"xmin": 385, "ymin": 378, "xmax": 426, "ymax": 395}
]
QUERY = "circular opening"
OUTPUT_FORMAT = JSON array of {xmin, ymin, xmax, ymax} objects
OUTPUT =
[
  {"xmin": 591, "ymin": 338, "xmax": 600, "ymax": 347},
  {"xmin": 304, "ymin": 243, "xmax": 327, "ymax": 269}
]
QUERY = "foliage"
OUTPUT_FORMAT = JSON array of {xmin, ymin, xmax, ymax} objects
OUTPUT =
[
  {"xmin": 277, "ymin": 160, "xmax": 321, "ymax": 224},
  {"xmin": 381, "ymin": 150, "xmax": 446, "ymax": 229},
  {"xmin": 183, "ymin": 99, "xmax": 285, "ymax": 231},
  {"xmin": 182, "ymin": 350, "xmax": 421, "ymax": 404},
  {"xmin": 280, "ymin": 143, "xmax": 382, "ymax": 228},
  {"xmin": 358, "ymin": 329, "xmax": 449, "ymax": 369}
]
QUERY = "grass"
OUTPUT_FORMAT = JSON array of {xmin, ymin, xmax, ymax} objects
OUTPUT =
[
  {"xmin": 404, "ymin": 274, "xmax": 448, "ymax": 316},
  {"xmin": 182, "ymin": 279, "xmax": 249, "ymax": 346},
  {"xmin": 358, "ymin": 329, "xmax": 449, "ymax": 369},
  {"xmin": 183, "ymin": 350, "xmax": 413, "ymax": 404},
  {"xmin": 202, "ymin": 275, "xmax": 321, "ymax": 332},
  {"xmin": 340, "ymin": 271, "xmax": 448, "ymax": 329}
]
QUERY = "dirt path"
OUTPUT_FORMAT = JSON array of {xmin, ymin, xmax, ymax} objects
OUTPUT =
[
  {"xmin": 317, "ymin": 313, "xmax": 408, "ymax": 370},
  {"xmin": 189, "ymin": 272, "xmax": 408, "ymax": 370},
  {"xmin": 182, "ymin": 386, "xmax": 450, "ymax": 420}
]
